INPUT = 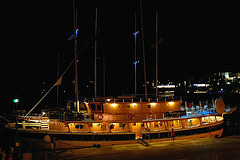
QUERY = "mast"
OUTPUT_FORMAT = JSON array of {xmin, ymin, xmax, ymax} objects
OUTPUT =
[
  {"xmin": 140, "ymin": 0, "xmax": 148, "ymax": 99},
  {"xmin": 73, "ymin": 0, "xmax": 79, "ymax": 112},
  {"xmin": 155, "ymin": 12, "xmax": 159, "ymax": 98},
  {"xmin": 94, "ymin": 8, "xmax": 98, "ymax": 98},
  {"xmin": 57, "ymin": 54, "xmax": 60, "ymax": 107},
  {"xmin": 134, "ymin": 12, "xmax": 139, "ymax": 96}
]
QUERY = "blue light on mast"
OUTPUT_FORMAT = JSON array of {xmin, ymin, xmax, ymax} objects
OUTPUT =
[
  {"xmin": 67, "ymin": 29, "xmax": 79, "ymax": 40},
  {"xmin": 133, "ymin": 61, "xmax": 140, "ymax": 66},
  {"xmin": 133, "ymin": 31, "xmax": 139, "ymax": 40},
  {"xmin": 75, "ymin": 29, "xmax": 79, "ymax": 37}
]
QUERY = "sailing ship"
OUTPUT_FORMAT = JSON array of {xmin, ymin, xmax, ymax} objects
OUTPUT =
[
  {"xmin": 6, "ymin": 2, "xmax": 226, "ymax": 149},
  {"xmin": 7, "ymin": 97, "xmax": 225, "ymax": 149}
]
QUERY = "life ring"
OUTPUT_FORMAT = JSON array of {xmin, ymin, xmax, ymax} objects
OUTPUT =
[{"xmin": 97, "ymin": 114, "xmax": 104, "ymax": 120}]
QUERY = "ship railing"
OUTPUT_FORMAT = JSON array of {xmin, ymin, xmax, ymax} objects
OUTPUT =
[
  {"xmin": 8, "ymin": 121, "xmax": 41, "ymax": 129},
  {"xmin": 93, "ymin": 112, "xmax": 169, "ymax": 122},
  {"xmin": 88, "ymin": 96, "xmax": 182, "ymax": 103},
  {"xmin": 92, "ymin": 112, "xmax": 223, "ymax": 123}
]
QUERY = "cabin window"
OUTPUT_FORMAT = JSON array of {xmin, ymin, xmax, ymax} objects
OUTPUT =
[
  {"xmin": 75, "ymin": 125, "xmax": 79, "ymax": 129},
  {"xmin": 91, "ymin": 104, "xmax": 96, "ymax": 110},
  {"xmin": 80, "ymin": 124, "xmax": 84, "ymax": 129},
  {"xmin": 126, "ymin": 105, "xmax": 130, "ymax": 111},
  {"xmin": 101, "ymin": 124, "xmax": 106, "ymax": 131},
  {"xmin": 97, "ymin": 104, "xmax": 102, "ymax": 111},
  {"xmin": 175, "ymin": 120, "xmax": 179, "ymax": 125},
  {"xmin": 154, "ymin": 122, "xmax": 159, "ymax": 128},
  {"xmin": 147, "ymin": 105, "xmax": 151, "ymax": 108},
  {"xmin": 107, "ymin": 106, "xmax": 109, "ymax": 108}
]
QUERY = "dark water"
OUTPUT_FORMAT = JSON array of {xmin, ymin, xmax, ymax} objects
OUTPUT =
[{"xmin": 223, "ymin": 107, "xmax": 240, "ymax": 136}]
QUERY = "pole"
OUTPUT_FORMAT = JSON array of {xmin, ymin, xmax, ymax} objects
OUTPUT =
[
  {"xmin": 73, "ymin": 0, "xmax": 79, "ymax": 112},
  {"xmin": 134, "ymin": 12, "xmax": 137, "ymax": 95},
  {"xmin": 94, "ymin": 8, "xmax": 98, "ymax": 98},
  {"xmin": 14, "ymin": 101, "xmax": 22, "ymax": 159},
  {"xmin": 103, "ymin": 57, "xmax": 106, "ymax": 96},
  {"xmin": 57, "ymin": 54, "xmax": 60, "ymax": 107},
  {"xmin": 140, "ymin": 0, "xmax": 148, "ymax": 99},
  {"xmin": 155, "ymin": 12, "xmax": 159, "ymax": 98}
]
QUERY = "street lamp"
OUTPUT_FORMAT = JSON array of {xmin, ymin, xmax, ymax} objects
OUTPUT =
[
  {"xmin": 13, "ymin": 98, "xmax": 19, "ymax": 104},
  {"xmin": 13, "ymin": 97, "xmax": 22, "ymax": 159}
]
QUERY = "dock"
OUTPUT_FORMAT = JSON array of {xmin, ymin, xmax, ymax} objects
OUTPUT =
[{"xmin": 32, "ymin": 136, "xmax": 240, "ymax": 160}]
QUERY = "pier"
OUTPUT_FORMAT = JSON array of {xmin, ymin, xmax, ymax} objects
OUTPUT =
[{"xmin": 32, "ymin": 136, "xmax": 240, "ymax": 160}]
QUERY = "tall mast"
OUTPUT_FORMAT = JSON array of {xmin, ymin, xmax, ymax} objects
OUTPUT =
[
  {"xmin": 57, "ymin": 54, "xmax": 60, "ymax": 107},
  {"xmin": 73, "ymin": 0, "xmax": 79, "ymax": 112},
  {"xmin": 94, "ymin": 8, "xmax": 98, "ymax": 98},
  {"xmin": 140, "ymin": 0, "xmax": 148, "ymax": 99},
  {"xmin": 155, "ymin": 12, "xmax": 159, "ymax": 98},
  {"xmin": 134, "ymin": 12, "xmax": 138, "ymax": 96}
]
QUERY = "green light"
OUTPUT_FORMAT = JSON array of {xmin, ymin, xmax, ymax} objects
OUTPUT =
[{"xmin": 13, "ymin": 99, "xmax": 19, "ymax": 103}]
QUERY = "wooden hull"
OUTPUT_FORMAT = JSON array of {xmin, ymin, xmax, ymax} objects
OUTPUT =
[{"xmin": 9, "ymin": 120, "xmax": 224, "ymax": 151}]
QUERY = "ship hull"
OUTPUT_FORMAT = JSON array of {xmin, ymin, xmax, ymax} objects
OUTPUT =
[{"xmin": 9, "ymin": 120, "xmax": 223, "ymax": 151}]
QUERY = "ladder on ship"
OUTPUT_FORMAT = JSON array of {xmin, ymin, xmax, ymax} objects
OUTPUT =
[{"xmin": 41, "ymin": 117, "xmax": 49, "ymax": 130}]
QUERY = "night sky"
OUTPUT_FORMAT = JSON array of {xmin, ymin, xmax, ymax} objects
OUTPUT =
[{"xmin": 1, "ymin": 1, "xmax": 239, "ymax": 111}]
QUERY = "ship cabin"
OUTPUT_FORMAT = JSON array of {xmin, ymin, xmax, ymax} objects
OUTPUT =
[{"xmin": 85, "ymin": 97, "xmax": 183, "ymax": 122}]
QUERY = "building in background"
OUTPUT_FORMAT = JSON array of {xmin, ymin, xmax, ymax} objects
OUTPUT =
[{"xmin": 155, "ymin": 72, "xmax": 240, "ymax": 98}]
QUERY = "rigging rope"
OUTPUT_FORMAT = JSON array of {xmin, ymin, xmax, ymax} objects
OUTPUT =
[{"xmin": 25, "ymin": 36, "xmax": 92, "ymax": 117}]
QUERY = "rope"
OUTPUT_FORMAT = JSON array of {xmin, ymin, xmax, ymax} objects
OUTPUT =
[
  {"xmin": 25, "ymin": 36, "xmax": 92, "ymax": 117},
  {"xmin": 56, "ymin": 140, "xmax": 93, "ymax": 148}
]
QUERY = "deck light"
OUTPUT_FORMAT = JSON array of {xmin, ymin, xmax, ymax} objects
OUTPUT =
[
  {"xmin": 132, "ymin": 103, "xmax": 137, "ymax": 107},
  {"xmin": 169, "ymin": 101, "xmax": 174, "ymax": 105},
  {"xmin": 150, "ymin": 103, "xmax": 156, "ymax": 106},
  {"xmin": 111, "ymin": 103, "xmax": 117, "ymax": 107}
]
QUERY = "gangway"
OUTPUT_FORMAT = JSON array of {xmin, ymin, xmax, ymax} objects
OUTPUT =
[{"xmin": 137, "ymin": 138, "xmax": 149, "ymax": 146}]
